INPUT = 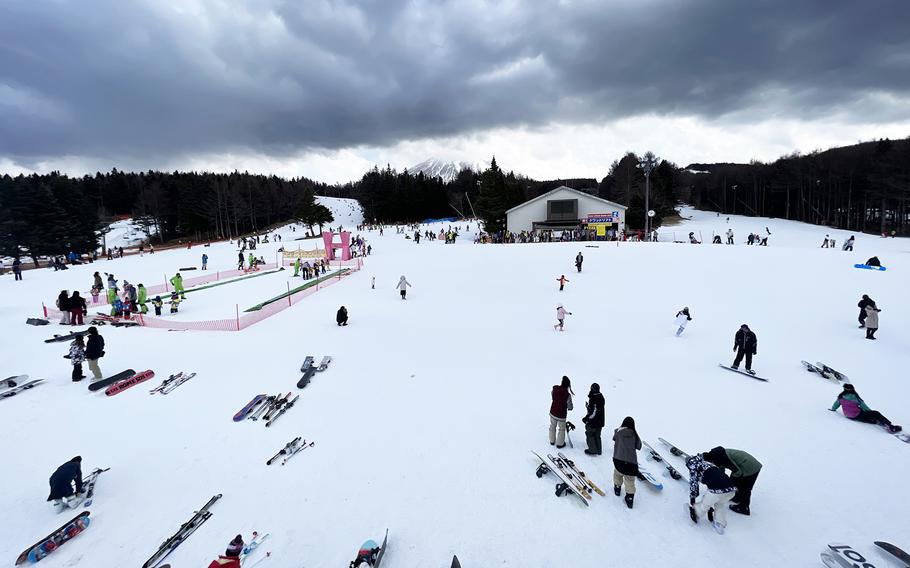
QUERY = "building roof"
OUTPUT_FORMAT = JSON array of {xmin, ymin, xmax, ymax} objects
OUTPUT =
[{"xmin": 505, "ymin": 185, "xmax": 628, "ymax": 215}]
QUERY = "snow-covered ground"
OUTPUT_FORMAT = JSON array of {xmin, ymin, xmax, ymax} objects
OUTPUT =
[
  {"xmin": 1, "ymin": 207, "xmax": 908, "ymax": 568},
  {"xmin": 102, "ymin": 218, "xmax": 154, "ymax": 250},
  {"xmin": 316, "ymin": 195, "xmax": 364, "ymax": 229}
]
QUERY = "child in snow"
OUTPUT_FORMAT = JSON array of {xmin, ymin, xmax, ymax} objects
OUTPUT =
[
  {"xmin": 208, "ymin": 535, "xmax": 244, "ymax": 568},
  {"xmin": 686, "ymin": 453, "xmax": 737, "ymax": 533},
  {"xmin": 830, "ymin": 383, "xmax": 902, "ymax": 433},
  {"xmin": 396, "ymin": 275, "xmax": 411, "ymax": 299},
  {"xmin": 557, "ymin": 275, "xmax": 569, "ymax": 291},
  {"xmin": 69, "ymin": 335, "xmax": 86, "ymax": 382},
  {"xmin": 169, "ymin": 293, "xmax": 181, "ymax": 314},
  {"xmin": 675, "ymin": 307, "xmax": 692, "ymax": 336},
  {"xmin": 864, "ymin": 305, "xmax": 880, "ymax": 339},
  {"xmin": 554, "ymin": 304, "xmax": 572, "ymax": 331},
  {"xmin": 112, "ymin": 298, "xmax": 124, "ymax": 317},
  {"xmin": 90, "ymin": 286, "xmax": 100, "ymax": 304},
  {"xmin": 612, "ymin": 416, "xmax": 642, "ymax": 509},
  {"xmin": 152, "ymin": 296, "xmax": 164, "ymax": 316}
]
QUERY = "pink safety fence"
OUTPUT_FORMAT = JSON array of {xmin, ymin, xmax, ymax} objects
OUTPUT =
[{"xmin": 43, "ymin": 259, "xmax": 362, "ymax": 332}]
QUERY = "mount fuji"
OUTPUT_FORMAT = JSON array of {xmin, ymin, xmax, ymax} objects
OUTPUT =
[{"xmin": 409, "ymin": 158, "xmax": 476, "ymax": 183}]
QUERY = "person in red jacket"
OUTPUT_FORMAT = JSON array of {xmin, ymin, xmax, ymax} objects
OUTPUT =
[
  {"xmin": 208, "ymin": 535, "xmax": 244, "ymax": 568},
  {"xmin": 557, "ymin": 275, "xmax": 570, "ymax": 291},
  {"xmin": 548, "ymin": 376, "xmax": 574, "ymax": 448}
]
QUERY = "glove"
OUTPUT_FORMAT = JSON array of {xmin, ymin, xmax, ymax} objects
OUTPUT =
[{"xmin": 582, "ymin": 417, "xmax": 589, "ymax": 424}]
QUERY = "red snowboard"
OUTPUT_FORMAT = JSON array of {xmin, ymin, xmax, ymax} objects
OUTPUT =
[{"xmin": 105, "ymin": 370, "xmax": 155, "ymax": 396}]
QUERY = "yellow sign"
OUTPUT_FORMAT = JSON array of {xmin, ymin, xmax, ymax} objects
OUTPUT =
[{"xmin": 282, "ymin": 249, "xmax": 326, "ymax": 260}]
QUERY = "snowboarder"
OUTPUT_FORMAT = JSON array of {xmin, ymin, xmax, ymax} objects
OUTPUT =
[
  {"xmin": 582, "ymin": 383, "xmax": 605, "ymax": 455},
  {"xmin": 726, "ymin": 229, "xmax": 734, "ymax": 245},
  {"xmin": 703, "ymin": 446, "xmax": 762, "ymax": 516},
  {"xmin": 12, "ymin": 257, "xmax": 22, "ymax": 280},
  {"xmin": 821, "ymin": 235, "xmax": 830, "ymax": 248},
  {"xmin": 208, "ymin": 535, "xmax": 244, "ymax": 568},
  {"xmin": 675, "ymin": 307, "xmax": 691, "ymax": 337},
  {"xmin": 554, "ymin": 304, "xmax": 572, "ymax": 331},
  {"xmin": 152, "ymin": 296, "xmax": 164, "ymax": 316},
  {"xmin": 170, "ymin": 273, "xmax": 186, "ymax": 299},
  {"xmin": 830, "ymin": 383, "xmax": 902, "ymax": 433},
  {"xmin": 202, "ymin": 253, "xmax": 208, "ymax": 270},
  {"xmin": 864, "ymin": 305, "xmax": 880, "ymax": 340},
  {"xmin": 612, "ymin": 416, "xmax": 642, "ymax": 509},
  {"xmin": 575, "ymin": 252, "xmax": 583, "ymax": 272},
  {"xmin": 548, "ymin": 376, "xmax": 573, "ymax": 449},
  {"xmin": 85, "ymin": 327, "xmax": 105, "ymax": 380},
  {"xmin": 47, "ymin": 456, "xmax": 83, "ymax": 510},
  {"xmin": 336, "ymin": 306, "xmax": 349, "ymax": 326},
  {"xmin": 865, "ymin": 256, "xmax": 881, "ymax": 267},
  {"xmin": 56, "ymin": 291, "xmax": 71, "ymax": 325},
  {"xmin": 686, "ymin": 453, "xmax": 737, "ymax": 533},
  {"xmin": 689, "ymin": 232, "xmax": 700, "ymax": 244},
  {"xmin": 69, "ymin": 291, "xmax": 86, "ymax": 326},
  {"xmin": 557, "ymin": 274, "xmax": 569, "ymax": 291},
  {"xmin": 69, "ymin": 335, "xmax": 86, "ymax": 382},
  {"xmin": 396, "ymin": 275, "xmax": 411, "ymax": 299},
  {"xmin": 732, "ymin": 324, "xmax": 757, "ymax": 374},
  {"xmin": 170, "ymin": 292, "xmax": 181, "ymax": 314},
  {"xmin": 842, "ymin": 235, "xmax": 855, "ymax": 251},
  {"xmin": 857, "ymin": 295, "xmax": 876, "ymax": 328}
]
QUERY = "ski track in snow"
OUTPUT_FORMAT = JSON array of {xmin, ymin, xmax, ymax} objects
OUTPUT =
[{"xmin": 1, "ymin": 203, "xmax": 909, "ymax": 567}]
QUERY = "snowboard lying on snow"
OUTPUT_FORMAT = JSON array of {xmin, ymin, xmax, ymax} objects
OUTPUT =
[
  {"xmin": 15, "ymin": 511, "xmax": 90, "ymax": 565},
  {"xmin": 821, "ymin": 541, "xmax": 910, "ymax": 567},
  {"xmin": 854, "ymin": 263, "xmax": 886, "ymax": 271},
  {"xmin": 718, "ymin": 363, "xmax": 768, "ymax": 382},
  {"xmin": 351, "ymin": 529, "xmax": 388, "ymax": 567}
]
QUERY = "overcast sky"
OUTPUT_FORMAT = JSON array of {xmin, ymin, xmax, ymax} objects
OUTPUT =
[{"xmin": 2, "ymin": 0, "xmax": 909, "ymax": 183}]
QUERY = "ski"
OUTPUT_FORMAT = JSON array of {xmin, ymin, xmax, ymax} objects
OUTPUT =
[
  {"xmin": 351, "ymin": 528, "xmax": 388, "ymax": 568},
  {"xmin": 80, "ymin": 467, "xmax": 110, "ymax": 507},
  {"xmin": 105, "ymin": 370, "xmax": 155, "ymax": 396},
  {"xmin": 642, "ymin": 441, "xmax": 686, "ymax": 481},
  {"xmin": 718, "ymin": 363, "xmax": 768, "ymax": 381},
  {"xmin": 266, "ymin": 395, "xmax": 299, "ymax": 427},
  {"xmin": 241, "ymin": 531, "xmax": 270, "ymax": 565},
  {"xmin": 15, "ymin": 511, "xmax": 91, "ymax": 565},
  {"xmin": 557, "ymin": 451, "xmax": 606, "ymax": 496},
  {"xmin": 316, "ymin": 356, "xmax": 332, "ymax": 371},
  {"xmin": 141, "ymin": 494, "xmax": 221, "ymax": 568},
  {"xmin": 874, "ymin": 541, "xmax": 910, "ymax": 566},
  {"xmin": 816, "ymin": 362, "xmax": 848, "ymax": 382},
  {"xmin": 282, "ymin": 440, "xmax": 315, "ymax": 465},
  {"xmin": 1, "ymin": 379, "xmax": 45, "ymax": 400},
  {"xmin": 149, "ymin": 372, "xmax": 183, "ymax": 394},
  {"xmin": 262, "ymin": 393, "xmax": 291, "ymax": 421},
  {"xmin": 531, "ymin": 451, "xmax": 589, "ymax": 506},
  {"xmin": 88, "ymin": 369, "xmax": 136, "ymax": 392},
  {"xmin": 249, "ymin": 395, "xmax": 277, "ymax": 421},
  {"xmin": 234, "ymin": 395, "xmax": 268, "ymax": 422},
  {"xmin": 160, "ymin": 373, "xmax": 197, "ymax": 395},
  {"xmin": 266, "ymin": 437, "xmax": 302, "ymax": 465}
]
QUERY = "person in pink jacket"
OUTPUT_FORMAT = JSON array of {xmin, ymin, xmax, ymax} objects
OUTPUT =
[{"xmin": 554, "ymin": 304, "xmax": 572, "ymax": 331}]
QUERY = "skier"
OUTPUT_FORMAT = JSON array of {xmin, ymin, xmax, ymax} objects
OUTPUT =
[
  {"xmin": 12, "ymin": 257, "xmax": 22, "ymax": 280},
  {"xmin": 675, "ymin": 307, "xmax": 692, "ymax": 337},
  {"xmin": 731, "ymin": 324, "xmax": 757, "ymax": 374},
  {"xmin": 726, "ymin": 229, "xmax": 734, "ymax": 245},
  {"xmin": 170, "ymin": 273, "xmax": 186, "ymax": 299},
  {"xmin": 864, "ymin": 305, "xmax": 880, "ymax": 340},
  {"xmin": 47, "ymin": 456, "xmax": 83, "ymax": 510},
  {"xmin": 582, "ymin": 383, "xmax": 605, "ymax": 455},
  {"xmin": 553, "ymin": 304, "xmax": 572, "ymax": 332},
  {"xmin": 69, "ymin": 291, "xmax": 86, "ymax": 326},
  {"xmin": 137, "ymin": 284, "xmax": 148, "ymax": 314},
  {"xmin": 842, "ymin": 235, "xmax": 855, "ymax": 251},
  {"xmin": 152, "ymin": 296, "xmax": 164, "ymax": 316},
  {"xmin": 686, "ymin": 452, "xmax": 737, "ymax": 533},
  {"xmin": 170, "ymin": 292, "xmax": 181, "ymax": 314},
  {"xmin": 336, "ymin": 306, "xmax": 348, "ymax": 326},
  {"xmin": 703, "ymin": 446, "xmax": 762, "ymax": 516},
  {"xmin": 85, "ymin": 327, "xmax": 105, "ymax": 381},
  {"xmin": 857, "ymin": 295, "xmax": 876, "ymax": 328},
  {"xmin": 575, "ymin": 252, "xmax": 583, "ymax": 272},
  {"xmin": 557, "ymin": 274, "xmax": 569, "ymax": 291},
  {"xmin": 612, "ymin": 416, "xmax": 642, "ymax": 509},
  {"xmin": 830, "ymin": 383, "xmax": 902, "ymax": 433},
  {"xmin": 56, "ymin": 290, "xmax": 71, "ymax": 325},
  {"xmin": 208, "ymin": 535, "xmax": 244, "ymax": 568},
  {"xmin": 69, "ymin": 335, "xmax": 86, "ymax": 382},
  {"xmin": 202, "ymin": 253, "xmax": 208, "ymax": 270},
  {"xmin": 396, "ymin": 275, "xmax": 411, "ymax": 299},
  {"xmin": 548, "ymin": 376, "xmax": 573, "ymax": 449}
]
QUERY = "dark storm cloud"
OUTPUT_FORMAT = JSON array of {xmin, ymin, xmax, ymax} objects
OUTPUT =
[{"xmin": 1, "ymin": 0, "xmax": 908, "ymax": 164}]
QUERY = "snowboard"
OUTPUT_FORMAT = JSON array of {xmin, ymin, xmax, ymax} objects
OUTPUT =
[
  {"xmin": 452, "ymin": 556, "xmax": 462, "ymax": 568},
  {"xmin": 801, "ymin": 360, "xmax": 829, "ymax": 378},
  {"xmin": 1, "ymin": 379, "xmax": 45, "ymax": 400},
  {"xmin": 88, "ymin": 369, "xmax": 136, "ymax": 391},
  {"xmin": 637, "ymin": 464, "xmax": 664, "ymax": 490},
  {"xmin": 15, "ymin": 511, "xmax": 90, "ymax": 565},
  {"xmin": 234, "ymin": 395, "xmax": 267, "ymax": 422},
  {"xmin": 855, "ymin": 264, "xmax": 886, "ymax": 271},
  {"xmin": 642, "ymin": 441, "xmax": 686, "ymax": 482},
  {"xmin": 821, "ymin": 544, "xmax": 880, "ymax": 568},
  {"xmin": 81, "ymin": 468, "xmax": 110, "ymax": 507},
  {"xmin": 351, "ymin": 529, "xmax": 388, "ymax": 568},
  {"xmin": 718, "ymin": 363, "xmax": 768, "ymax": 382},
  {"xmin": 882, "ymin": 425, "xmax": 910, "ymax": 444},
  {"xmin": 531, "ymin": 451, "xmax": 590, "ymax": 507},
  {"xmin": 875, "ymin": 541, "xmax": 910, "ymax": 566},
  {"xmin": 297, "ymin": 365, "xmax": 317, "ymax": 389},
  {"xmin": 3, "ymin": 374, "xmax": 27, "ymax": 389},
  {"xmin": 816, "ymin": 362, "xmax": 848, "ymax": 382},
  {"xmin": 44, "ymin": 330, "xmax": 88, "ymax": 343},
  {"xmin": 299, "ymin": 356, "xmax": 314, "ymax": 373},
  {"xmin": 658, "ymin": 438, "xmax": 692, "ymax": 460},
  {"xmin": 105, "ymin": 370, "xmax": 155, "ymax": 396},
  {"xmin": 317, "ymin": 356, "xmax": 332, "ymax": 371}
]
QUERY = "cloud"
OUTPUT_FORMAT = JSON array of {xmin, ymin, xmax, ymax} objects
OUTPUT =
[{"xmin": 1, "ymin": 0, "xmax": 909, "ymax": 176}]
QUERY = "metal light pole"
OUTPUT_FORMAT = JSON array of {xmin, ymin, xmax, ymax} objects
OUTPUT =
[{"xmin": 638, "ymin": 152, "xmax": 659, "ymax": 239}]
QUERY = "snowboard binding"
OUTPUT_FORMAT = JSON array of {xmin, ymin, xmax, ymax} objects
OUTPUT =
[{"xmin": 535, "ymin": 463, "xmax": 550, "ymax": 478}]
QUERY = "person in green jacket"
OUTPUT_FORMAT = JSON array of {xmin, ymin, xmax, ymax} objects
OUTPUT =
[
  {"xmin": 170, "ymin": 273, "xmax": 186, "ymax": 299},
  {"xmin": 248, "ymin": 253, "xmax": 255, "ymax": 271},
  {"xmin": 106, "ymin": 286, "xmax": 118, "ymax": 305},
  {"xmin": 703, "ymin": 446, "xmax": 762, "ymax": 516},
  {"xmin": 293, "ymin": 257, "xmax": 301, "ymax": 277},
  {"xmin": 137, "ymin": 284, "xmax": 148, "ymax": 314}
]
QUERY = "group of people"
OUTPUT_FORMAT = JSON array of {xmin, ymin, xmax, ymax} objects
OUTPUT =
[
  {"xmin": 857, "ymin": 294, "xmax": 881, "ymax": 340},
  {"xmin": 55, "ymin": 290, "xmax": 88, "ymax": 325},
  {"xmin": 293, "ymin": 257, "xmax": 329, "ymax": 279},
  {"xmin": 66, "ymin": 326, "xmax": 105, "ymax": 381},
  {"xmin": 820, "ymin": 234, "xmax": 855, "ymax": 250}
]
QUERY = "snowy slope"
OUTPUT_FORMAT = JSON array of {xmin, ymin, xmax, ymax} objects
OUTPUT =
[
  {"xmin": 100, "ymin": 218, "xmax": 153, "ymax": 249},
  {"xmin": 315, "ymin": 195, "xmax": 364, "ymax": 228},
  {"xmin": 1, "ymin": 212, "xmax": 908, "ymax": 568},
  {"xmin": 409, "ymin": 158, "xmax": 474, "ymax": 183}
]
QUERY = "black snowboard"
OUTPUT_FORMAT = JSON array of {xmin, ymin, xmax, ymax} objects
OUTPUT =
[
  {"xmin": 88, "ymin": 370, "xmax": 136, "ymax": 392},
  {"xmin": 44, "ymin": 330, "xmax": 88, "ymax": 343},
  {"xmin": 875, "ymin": 541, "xmax": 910, "ymax": 565}
]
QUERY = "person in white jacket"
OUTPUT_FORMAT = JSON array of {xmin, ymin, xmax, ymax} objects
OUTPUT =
[
  {"xmin": 554, "ymin": 304, "xmax": 572, "ymax": 331},
  {"xmin": 675, "ymin": 307, "xmax": 692, "ymax": 336},
  {"xmin": 396, "ymin": 275, "xmax": 412, "ymax": 299}
]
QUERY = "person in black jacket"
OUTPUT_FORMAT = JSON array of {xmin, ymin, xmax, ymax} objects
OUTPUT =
[
  {"xmin": 857, "ymin": 295, "xmax": 876, "ymax": 328},
  {"xmin": 47, "ymin": 456, "xmax": 83, "ymax": 509},
  {"xmin": 85, "ymin": 326, "xmax": 105, "ymax": 380},
  {"xmin": 69, "ymin": 291, "xmax": 87, "ymax": 326},
  {"xmin": 582, "ymin": 383, "xmax": 605, "ymax": 455},
  {"xmin": 336, "ymin": 306, "xmax": 348, "ymax": 326},
  {"xmin": 56, "ymin": 290, "xmax": 71, "ymax": 325},
  {"xmin": 732, "ymin": 324, "xmax": 757, "ymax": 374}
]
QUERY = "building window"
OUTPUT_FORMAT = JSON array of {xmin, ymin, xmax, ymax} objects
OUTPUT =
[{"xmin": 547, "ymin": 199, "xmax": 578, "ymax": 222}]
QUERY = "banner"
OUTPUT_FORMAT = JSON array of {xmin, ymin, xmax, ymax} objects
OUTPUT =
[{"xmin": 282, "ymin": 249, "xmax": 326, "ymax": 259}]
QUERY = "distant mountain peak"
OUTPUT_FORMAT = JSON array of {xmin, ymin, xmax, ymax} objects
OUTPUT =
[{"xmin": 409, "ymin": 158, "xmax": 475, "ymax": 183}]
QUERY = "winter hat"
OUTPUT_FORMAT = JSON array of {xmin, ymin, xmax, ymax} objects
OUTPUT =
[
  {"xmin": 843, "ymin": 383, "xmax": 856, "ymax": 392},
  {"xmin": 71, "ymin": 456, "xmax": 82, "ymax": 463},
  {"xmin": 703, "ymin": 446, "xmax": 725, "ymax": 465},
  {"xmin": 226, "ymin": 535, "xmax": 244, "ymax": 557},
  {"xmin": 590, "ymin": 383, "xmax": 600, "ymax": 393},
  {"xmin": 740, "ymin": 324, "xmax": 749, "ymax": 330}
]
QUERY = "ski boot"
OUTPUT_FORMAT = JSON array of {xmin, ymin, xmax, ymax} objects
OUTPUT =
[
  {"xmin": 887, "ymin": 424, "xmax": 903, "ymax": 433},
  {"xmin": 624, "ymin": 494, "xmax": 634, "ymax": 509}
]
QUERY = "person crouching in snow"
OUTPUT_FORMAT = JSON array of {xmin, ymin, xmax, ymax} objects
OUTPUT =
[
  {"xmin": 686, "ymin": 453, "xmax": 736, "ymax": 534},
  {"xmin": 830, "ymin": 383, "xmax": 902, "ymax": 433},
  {"xmin": 47, "ymin": 456, "xmax": 83, "ymax": 511},
  {"xmin": 675, "ymin": 307, "xmax": 691, "ymax": 336},
  {"xmin": 554, "ymin": 304, "xmax": 572, "ymax": 331},
  {"xmin": 208, "ymin": 535, "xmax": 244, "ymax": 568},
  {"xmin": 336, "ymin": 306, "xmax": 348, "ymax": 326}
]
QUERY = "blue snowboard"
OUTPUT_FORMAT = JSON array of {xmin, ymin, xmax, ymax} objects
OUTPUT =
[{"xmin": 854, "ymin": 264, "xmax": 886, "ymax": 271}]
